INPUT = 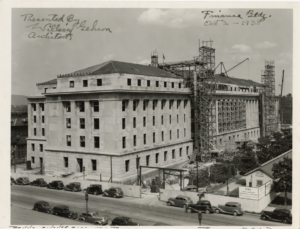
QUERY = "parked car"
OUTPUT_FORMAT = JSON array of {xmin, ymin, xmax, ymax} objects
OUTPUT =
[
  {"xmin": 111, "ymin": 217, "xmax": 140, "ymax": 226},
  {"xmin": 84, "ymin": 184, "xmax": 103, "ymax": 195},
  {"xmin": 261, "ymin": 208, "xmax": 292, "ymax": 224},
  {"xmin": 215, "ymin": 202, "xmax": 243, "ymax": 216},
  {"xmin": 167, "ymin": 195, "xmax": 193, "ymax": 209},
  {"xmin": 64, "ymin": 182, "xmax": 82, "ymax": 192},
  {"xmin": 30, "ymin": 178, "xmax": 48, "ymax": 187},
  {"xmin": 48, "ymin": 180, "xmax": 64, "ymax": 190},
  {"xmin": 103, "ymin": 187, "xmax": 124, "ymax": 198},
  {"xmin": 52, "ymin": 205, "xmax": 78, "ymax": 219},
  {"xmin": 11, "ymin": 177, "xmax": 16, "ymax": 185},
  {"xmin": 186, "ymin": 200, "xmax": 215, "ymax": 214},
  {"xmin": 78, "ymin": 212, "xmax": 108, "ymax": 225},
  {"xmin": 15, "ymin": 177, "xmax": 30, "ymax": 185},
  {"xmin": 33, "ymin": 201, "xmax": 52, "ymax": 214}
]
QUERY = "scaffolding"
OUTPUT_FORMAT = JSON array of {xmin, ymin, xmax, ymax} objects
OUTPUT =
[{"xmin": 261, "ymin": 60, "xmax": 277, "ymax": 136}]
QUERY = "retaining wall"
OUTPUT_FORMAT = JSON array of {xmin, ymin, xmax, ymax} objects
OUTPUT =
[{"xmin": 12, "ymin": 173, "xmax": 141, "ymax": 198}]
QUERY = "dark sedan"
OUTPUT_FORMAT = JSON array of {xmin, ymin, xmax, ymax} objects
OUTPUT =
[{"xmin": 30, "ymin": 178, "xmax": 48, "ymax": 187}]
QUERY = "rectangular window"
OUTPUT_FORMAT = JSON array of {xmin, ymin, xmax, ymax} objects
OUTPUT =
[
  {"xmin": 122, "ymin": 136, "xmax": 126, "ymax": 149},
  {"xmin": 184, "ymin": 128, "xmax": 186, "ymax": 137},
  {"xmin": 172, "ymin": 149, "xmax": 175, "ymax": 159},
  {"xmin": 94, "ymin": 136, "xmax": 100, "ymax": 148},
  {"xmin": 156, "ymin": 153, "xmax": 159, "ymax": 163},
  {"xmin": 133, "ymin": 135, "xmax": 136, "ymax": 147},
  {"xmin": 133, "ymin": 117, "xmax": 136, "ymax": 128},
  {"xmin": 31, "ymin": 143, "xmax": 35, "ymax": 151},
  {"xmin": 171, "ymin": 82, "xmax": 174, "ymax": 88},
  {"xmin": 78, "ymin": 102, "xmax": 85, "ymax": 112},
  {"xmin": 186, "ymin": 146, "xmax": 189, "ymax": 155},
  {"xmin": 162, "ymin": 131, "xmax": 164, "ymax": 141},
  {"xmin": 143, "ymin": 100, "xmax": 148, "ymax": 110},
  {"xmin": 177, "ymin": 129, "xmax": 179, "ymax": 138},
  {"xmin": 34, "ymin": 128, "xmax": 36, "ymax": 136},
  {"xmin": 40, "ymin": 144, "xmax": 43, "ymax": 152},
  {"xmin": 153, "ymin": 116, "xmax": 155, "ymax": 126},
  {"xmin": 179, "ymin": 83, "xmax": 181, "ymax": 88},
  {"xmin": 169, "ymin": 115, "xmax": 171, "ymax": 124},
  {"xmin": 164, "ymin": 82, "xmax": 167, "ymax": 88},
  {"xmin": 144, "ymin": 134, "xmax": 146, "ymax": 145},
  {"xmin": 42, "ymin": 116, "xmax": 45, "ymax": 123},
  {"xmin": 184, "ymin": 100, "xmax": 188, "ymax": 108},
  {"xmin": 146, "ymin": 155, "xmax": 150, "ymax": 166},
  {"xmin": 64, "ymin": 157, "xmax": 68, "ymax": 168},
  {"xmin": 177, "ymin": 114, "xmax": 179, "ymax": 123},
  {"xmin": 83, "ymin": 80, "xmax": 88, "ymax": 87},
  {"xmin": 94, "ymin": 101, "xmax": 99, "ymax": 112},
  {"xmin": 125, "ymin": 160, "xmax": 130, "ymax": 172},
  {"xmin": 122, "ymin": 118, "xmax": 126, "ymax": 129},
  {"xmin": 31, "ymin": 157, "xmax": 35, "ymax": 164},
  {"xmin": 133, "ymin": 100, "xmax": 139, "ymax": 111},
  {"xmin": 169, "ymin": 100, "xmax": 174, "ymax": 109},
  {"xmin": 80, "ymin": 118, "xmax": 85, "ymax": 129},
  {"xmin": 143, "ymin": 117, "xmax": 146, "ymax": 127},
  {"xmin": 164, "ymin": 151, "xmax": 167, "ymax": 161},
  {"xmin": 92, "ymin": 160, "xmax": 97, "ymax": 171},
  {"xmin": 122, "ymin": 100, "xmax": 128, "ymax": 112},
  {"xmin": 32, "ymin": 104, "xmax": 36, "ymax": 111},
  {"xmin": 65, "ymin": 102, "xmax": 71, "ymax": 112},
  {"xmin": 180, "ymin": 148, "xmax": 182, "ymax": 157},
  {"xmin": 67, "ymin": 135, "xmax": 71, "ymax": 146},
  {"xmin": 147, "ymin": 80, "xmax": 150, "ymax": 87},
  {"xmin": 153, "ymin": 100, "xmax": 157, "ymax": 110},
  {"xmin": 257, "ymin": 180, "xmax": 263, "ymax": 187},
  {"xmin": 153, "ymin": 132, "xmax": 155, "ymax": 143},
  {"xmin": 94, "ymin": 118, "xmax": 100, "ymax": 129},
  {"xmin": 70, "ymin": 81, "xmax": 74, "ymax": 88},
  {"xmin": 66, "ymin": 118, "xmax": 71, "ymax": 128},
  {"xmin": 156, "ymin": 81, "xmax": 159, "ymax": 87},
  {"xmin": 170, "ymin": 130, "xmax": 172, "ymax": 140},
  {"xmin": 80, "ymin": 136, "xmax": 85, "ymax": 147},
  {"xmin": 97, "ymin": 78, "xmax": 102, "ymax": 86},
  {"xmin": 137, "ymin": 79, "xmax": 141, "ymax": 86},
  {"xmin": 33, "ymin": 116, "xmax": 37, "ymax": 123},
  {"xmin": 177, "ymin": 100, "xmax": 181, "ymax": 109},
  {"xmin": 161, "ymin": 115, "xmax": 164, "ymax": 125},
  {"xmin": 40, "ymin": 103, "xmax": 44, "ymax": 111},
  {"xmin": 127, "ymin": 78, "xmax": 131, "ymax": 86}
]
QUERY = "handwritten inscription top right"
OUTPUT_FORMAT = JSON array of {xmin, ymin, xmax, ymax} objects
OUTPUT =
[{"xmin": 202, "ymin": 10, "xmax": 271, "ymax": 26}]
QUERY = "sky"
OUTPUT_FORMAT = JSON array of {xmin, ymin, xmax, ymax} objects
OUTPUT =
[{"xmin": 12, "ymin": 8, "xmax": 293, "ymax": 96}]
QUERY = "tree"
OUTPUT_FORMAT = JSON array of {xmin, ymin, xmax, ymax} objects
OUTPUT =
[
  {"xmin": 272, "ymin": 157, "xmax": 292, "ymax": 206},
  {"xmin": 210, "ymin": 163, "xmax": 234, "ymax": 195},
  {"xmin": 188, "ymin": 167, "xmax": 210, "ymax": 187}
]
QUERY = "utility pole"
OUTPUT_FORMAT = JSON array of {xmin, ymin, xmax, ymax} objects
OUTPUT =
[
  {"xmin": 85, "ymin": 191, "xmax": 89, "ymax": 215},
  {"xmin": 136, "ymin": 155, "xmax": 139, "ymax": 186}
]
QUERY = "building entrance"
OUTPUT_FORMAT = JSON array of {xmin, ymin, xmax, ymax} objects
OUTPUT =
[{"xmin": 77, "ymin": 158, "xmax": 83, "ymax": 172}]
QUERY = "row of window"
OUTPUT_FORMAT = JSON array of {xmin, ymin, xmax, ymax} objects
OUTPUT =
[
  {"xmin": 33, "ymin": 128, "xmax": 45, "ymax": 136},
  {"xmin": 31, "ymin": 103, "xmax": 44, "ymax": 112},
  {"xmin": 122, "ymin": 129, "xmax": 186, "ymax": 148},
  {"xmin": 125, "ymin": 146, "xmax": 189, "ymax": 172},
  {"xmin": 65, "ymin": 136, "xmax": 100, "ymax": 148},
  {"xmin": 219, "ymin": 130, "xmax": 260, "ymax": 145},
  {"xmin": 33, "ymin": 115, "xmax": 45, "ymax": 123},
  {"xmin": 62, "ymin": 158, "xmax": 97, "ymax": 171},
  {"xmin": 31, "ymin": 156, "xmax": 43, "ymax": 165},
  {"xmin": 31, "ymin": 143, "xmax": 43, "ymax": 152},
  {"xmin": 122, "ymin": 99, "xmax": 188, "ymax": 112}
]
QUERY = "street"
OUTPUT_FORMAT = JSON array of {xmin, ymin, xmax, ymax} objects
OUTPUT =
[{"xmin": 11, "ymin": 185, "xmax": 284, "ymax": 226}]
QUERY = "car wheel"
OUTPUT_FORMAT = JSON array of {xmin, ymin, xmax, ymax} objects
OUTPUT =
[
  {"xmin": 113, "ymin": 195, "xmax": 117, "ymax": 198},
  {"xmin": 94, "ymin": 191, "xmax": 97, "ymax": 195},
  {"xmin": 233, "ymin": 212, "xmax": 238, "ymax": 216},
  {"xmin": 205, "ymin": 210, "xmax": 210, "ymax": 214},
  {"xmin": 47, "ymin": 210, "xmax": 51, "ymax": 214},
  {"xmin": 262, "ymin": 216, "xmax": 266, "ymax": 220},
  {"xmin": 54, "ymin": 212, "xmax": 58, "ymax": 216},
  {"xmin": 167, "ymin": 202, "xmax": 171, "ymax": 206},
  {"xmin": 183, "ymin": 204, "xmax": 187, "ymax": 210},
  {"xmin": 215, "ymin": 209, "xmax": 220, "ymax": 214},
  {"xmin": 282, "ymin": 219, "xmax": 288, "ymax": 224},
  {"xmin": 186, "ymin": 208, "xmax": 192, "ymax": 213},
  {"xmin": 72, "ymin": 189, "xmax": 75, "ymax": 192},
  {"xmin": 68, "ymin": 215, "xmax": 71, "ymax": 218},
  {"xmin": 78, "ymin": 218, "xmax": 85, "ymax": 221},
  {"xmin": 95, "ymin": 222, "xmax": 101, "ymax": 225}
]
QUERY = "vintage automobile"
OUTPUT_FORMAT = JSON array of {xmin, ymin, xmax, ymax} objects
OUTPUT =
[
  {"xmin": 33, "ymin": 201, "xmax": 52, "ymax": 214},
  {"xmin": 166, "ymin": 195, "xmax": 193, "ymax": 209},
  {"xmin": 15, "ymin": 177, "xmax": 30, "ymax": 185},
  {"xmin": 52, "ymin": 205, "xmax": 78, "ymax": 219},
  {"xmin": 215, "ymin": 202, "xmax": 243, "ymax": 216},
  {"xmin": 111, "ymin": 217, "xmax": 140, "ymax": 226},
  {"xmin": 261, "ymin": 208, "xmax": 292, "ymax": 224},
  {"xmin": 64, "ymin": 182, "xmax": 82, "ymax": 192},
  {"xmin": 11, "ymin": 177, "xmax": 16, "ymax": 185},
  {"xmin": 47, "ymin": 180, "xmax": 65, "ymax": 190},
  {"xmin": 186, "ymin": 200, "xmax": 215, "ymax": 214},
  {"xmin": 103, "ymin": 187, "xmax": 124, "ymax": 198},
  {"xmin": 84, "ymin": 184, "xmax": 103, "ymax": 195},
  {"xmin": 30, "ymin": 178, "xmax": 48, "ymax": 187},
  {"xmin": 78, "ymin": 212, "xmax": 108, "ymax": 225}
]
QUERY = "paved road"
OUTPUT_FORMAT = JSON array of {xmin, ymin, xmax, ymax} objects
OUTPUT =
[{"xmin": 11, "ymin": 185, "xmax": 284, "ymax": 226}]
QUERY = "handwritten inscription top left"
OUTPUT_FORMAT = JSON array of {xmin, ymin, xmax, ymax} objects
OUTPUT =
[{"xmin": 21, "ymin": 14, "xmax": 112, "ymax": 41}]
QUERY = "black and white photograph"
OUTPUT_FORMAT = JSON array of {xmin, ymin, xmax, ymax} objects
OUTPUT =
[{"xmin": 1, "ymin": 1, "xmax": 299, "ymax": 228}]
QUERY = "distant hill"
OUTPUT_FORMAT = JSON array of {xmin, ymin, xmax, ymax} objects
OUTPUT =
[{"xmin": 11, "ymin": 95, "xmax": 28, "ymax": 106}]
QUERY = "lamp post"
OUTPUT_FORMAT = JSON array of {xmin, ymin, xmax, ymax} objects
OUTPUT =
[{"xmin": 85, "ymin": 191, "xmax": 89, "ymax": 215}]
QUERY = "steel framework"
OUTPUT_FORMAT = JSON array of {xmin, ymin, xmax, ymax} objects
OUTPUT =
[{"xmin": 261, "ymin": 60, "xmax": 277, "ymax": 136}]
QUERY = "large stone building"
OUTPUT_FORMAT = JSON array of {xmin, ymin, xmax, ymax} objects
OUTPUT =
[{"xmin": 26, "ymin": 60, "xmax": 280, "ymax": 182}]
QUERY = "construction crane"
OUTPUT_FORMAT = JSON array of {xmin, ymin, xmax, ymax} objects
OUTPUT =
[
  {"xmin": 215, "ymin": 58, "xmax": 249, "ymax": 77},
  {"xmin": 225, "ymin": 58, "xmax": 249, "ymax": 74},
  {"xmin": 279, "ymin": 70, "xmax": 284, "ymax": 124}
]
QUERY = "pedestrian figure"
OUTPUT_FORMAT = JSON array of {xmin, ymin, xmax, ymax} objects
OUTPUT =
[{"xmin": 198, "ymin": 210, "xmax": 202, "ymax": 226}]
